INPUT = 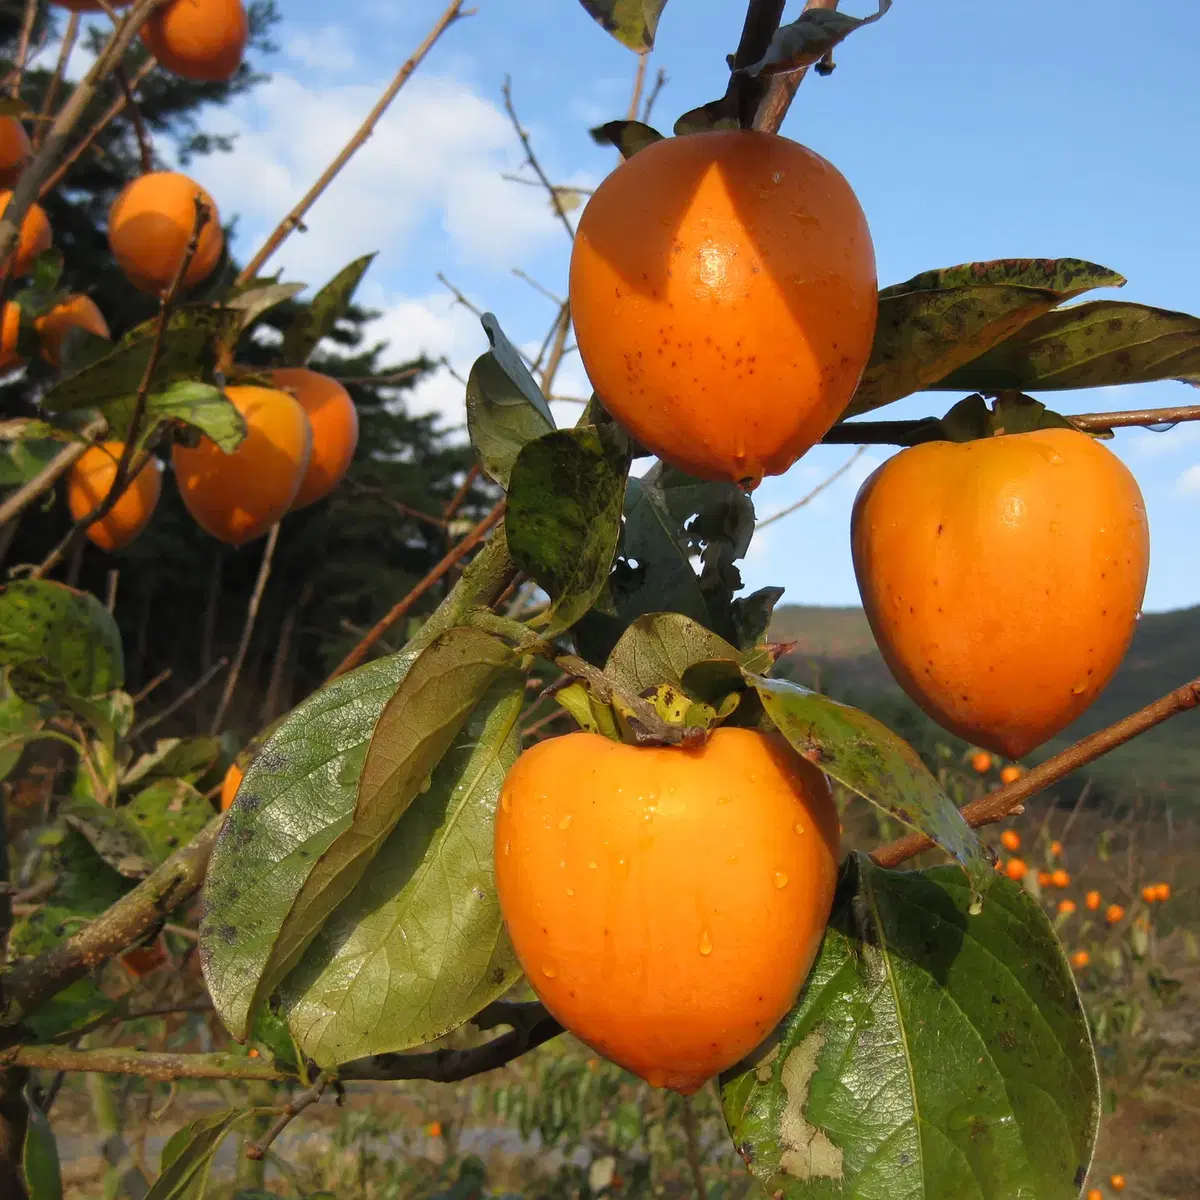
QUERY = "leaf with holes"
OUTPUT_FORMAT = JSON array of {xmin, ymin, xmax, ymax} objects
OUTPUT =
[
  {"xmin": 721, "ymin": 856, "xmax": 1099, "ymax": 1199},
  {"xmin": 843, "ymin": 258, "xmax": 1125, "ymax": 418},
  {"xmin": 577, "ymin": 0, "xmax": 669, "ymax": 51},
  {"xmin": 507, "ymin": 427, "xmax": 629, "ymax": 633},
  {"xmin": 933, "ymin": 299, "xmax": 1200, "ymax": 392},
  {"xmin": 744, "ymin": 672, "xmax": 991, "ymax": 898},
  {"xmin": 466, "ymin": 313, "xmax": 554, "ymax": 488},
  {"xmin": 281, "ymin": 254, "xmax": 375, "ymax": 364},
  {"xmin": 281, "ymin": 670, "xmax": 524, "ymax": 1064}
]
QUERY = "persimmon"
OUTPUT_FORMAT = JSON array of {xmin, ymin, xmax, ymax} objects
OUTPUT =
[
  {"xmin": 1087, "ymin": 1190, "xmax": 1102, "ymax": 1200},
  {"xmin": 35, "ymin": 293, "xmax": 111, "ymax": 367},
  {"xmin": 1058, "ymin": 899, "xmax": 1077, "ymax": 915},
  {"xmin": 1051, "ymin": 868, "xmax": 1071, "ymax": 889},
  {"xmin": 121, "ymin": 937, "xmax": 167, "ymax": 977},
  {"xmin": 1110, "ymin": 1175, "xmax": 1126, "ymax": 1191},
  {"xmin": 999, "ymin": 829, "xmax": 1020, "ymax": 852},
  {"xmin": 172, "ymin": 384, "xmax": 312, "ymax": 545},
  {"xmin": 999, "ymin": 764, "xmax": 1024, "ymax": 785},
  {"xmin": 569, "ymin": 130, "xmax": 876, "ymax": 489},
  {"xmin": 1140, "ymin": 884, "xmax": 1158, "ymax": 904},
  {"xmin": 495, "ymin": 727, "xmax": 839, "ymax": 1094},
  {"xmin": 0, "ymin": 301, "xmax": 22, "ymax": 372},
  {"xmin": 1004, "ymin": 858, "xmax": 1027, "ymax": 882},
  {"xmin": 1037, "ymin": 870, "xmax": 1054, "ymax": 887},
  {"xmin": 108, "ymin": 171, "xmax": 224, "ymax": 293},
  {"xmin": 220, "ymin": 762, "xmax": 243, "ymax": 811},
  {"xmin": 0, "ymin": 190, "xmax": 52, "ymax": 277},
  {"xmin": 1154, "ymin": 882, "xmax": 1171, "ymax": 902},
  {"xmin": 1106, "ymin": 903, "xmax": 1125, "ymax": 924},
  {"xmin": 1050, "ymin": 839, "xmax": 1063, "ymax": 858},
  {"xmin": 1085, "ymin": 890, "xmax": 1102, "ymax": 911},
  {"xmin": 0, "ymin": 117, "xmax": 31, "ymax": 188},
  {"xmin": 851, "ymin": 428, "xmax": 1149, "ymax": 758},
  {"xmin": 1071, "ymin": 950, "xmax": 1089, "ymax": 969},
  {"xmin": 65, "ymin": 441, "xmax": 163, "ymax": 551},
  {"xmin": 142, "ymin": 0, "xmax": 249, "ymax": 83},
  {"xmin": 969, "ymin": 750, "xmax": 992, "ymax": 774},
  {"xmin": 265, "ymin": 367, "xmax": 359, "ymax": 510}
]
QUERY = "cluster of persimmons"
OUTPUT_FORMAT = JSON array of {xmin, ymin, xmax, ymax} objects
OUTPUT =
[{"xmin": 485, "ymin": 128, "xmax": 1152, "ymax": 1096}]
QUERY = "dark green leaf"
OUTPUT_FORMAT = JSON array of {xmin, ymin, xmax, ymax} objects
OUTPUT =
[
  {"xmin": 249, "ymin": 1002, "xmax": 301, "ymax": 1075},
  {"xmin": 121, "ymin": 737, "xmax": 222, "ymax": 789},
  {"xmin": 721, "ymin": 857, "xmax": 1099, "ymax": 1199},
  {"xmin": 507, "ymin": 427, "xmax": 629, "ymax": 633},
  {"xmin": 745, "ymin": 0, "xmax": 890, "ymax": 77},
  {"xmin": 62, "ymin": 801, "xmax": 154, "ymax": 879},
  {"xmin": 22, "ymin": 1095, "xmax": 62, "ymax": 1200},
  {"xmin": 605, "ymin": 613, "xmax": 742, "ymax": 696},
  {"xmin": 844, "ymin": 259, "xmax": 1125, "ymax": 418},
  {"xmin": 732, "ymin": 586, "xmax": 785, "ymax": 651},
  {"xmin": 465, "ymin": 313, "xmax": 554, "ymax": 488},
  {"xmin": 744, "ymin": 672, "xmax": 991, "ymax": 897},
  {"xmin": 104, "ymin": 381, "xmax": 246, "ymax": 454},
  {"xmin": 227, "ymin": 281, "xmax": 307, "ymax": 329},
  {"xmin": 0, "ymin": 673, "xmax": 45, "ymax": 782},
  {"xmin": 577, "ymin": 0, "xmax": 668, "ymax": 51},
  {"xmin": 0, "ymin": 579, "xmax": 124, "ymax": 697},
  {"xmin": 201, "ymin": 645, "xmax": 423, "ymax": 1042},
  {"xmin": 61, "ymin": 689, "xmax": 134, "ymax": 752},
  {"xmin": 260, "ymin": 628, "xmax": 517, "ymax": 1036},
  {"xmin": 148, "ymin": 1109, "xmax": 260, "ymax": 1200},
  {"xmin": 281, "ymin": 670, "xmax": 524, "ymax": 1064},
  {"xmin": 931, "ymin": 392, "xmax": 1078, "ymax": 442},
  {"xmin": 15, "ymin": 248, "xmax": 65, "ymax": 318},
  {"xmin": 673, "ymin": 99, "xmax": 742, "ymax": 137},
  {"xmin": 588, "ymin": 121, "xmax": 665, "ymax": 159},
  {"xmin": 41, "ymin": 307, "xmax": 243, "ymax": 414},
  {"xmin": 933, "ymin": 299, "xmax": 1200, "ymax": 392},
  {"xmin": 280, "ymin": 254, "xmax": 375, "ymax": 364},
  {"xmin": 0, "ymin": 437, "xmax": 64, "ymax": 490},
  {"xmin": 122, "ymin": 779, "xmax": 215, "ymax": 864}
]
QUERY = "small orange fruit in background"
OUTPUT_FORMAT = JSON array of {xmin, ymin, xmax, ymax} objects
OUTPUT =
[
  {"xmin": 1071, "ymin": 950, "xmax": 1090, "ymax": 969},
  {"xmin": 36, "ymin": 294, "xmax": 111, "ymax": 367},
  {"xmin": 1140, "ymin": 884, "xmax": 1158, "ymax": 904},
  {"xmin": 999, "ymin": 829, "xmax": 1020, "ymax": 852},
  {"xmin": 1086, "ymin": 1190, "xmax": 1102, "ymax": 1200},
  {"xmin": 999, "ymin": 764, "xmax": 1024, "ymax": 785},
  {"xmin": 1058, "ymin": 899, "xmax": 1077, "ymax": 915},
  {"xmin": 1004, "ymin": 858, "xmax": 1027, "ymax": 882},
  {"xmin": 220, "ymin": 761, "xmax": 244, "ymax": 811},
  {"xmin": 0, "ymin": 301, "xmax": 23, "ymax": 372},
  {"xmin": 51, "ymin": 0, "xmax": 133, "ymax": 9},
  {"xmin": 1110, "ymin": 1175, "xmax": 1126, "ymax": 1192},
  {"xmin": 1050, "ymin": 839, "xmax": 1063, "ymax": 858},
  {"xmin": 851, "ymin": 428, "xmax": 1149, "ymax": 758},
  {"xmin": 1038, "ymin": 870, "xmax": 1054, "ymax": 887},
  {"xmin": 0, "ymin": 116, "xmax": 31, "ymax": 188},
  {"xmin": 1050, "ymin": 868, "xmax": 1071, "ymax": 889},
  {"xmin": 121, "ymin": 937, "xmax": 167, "ymax": 977},
  {"xmin": 1106, "ymin": 903, "xmax": 1125, "ymax": 924},
  {"xmin": 495, "ymin": 727, "xmax": 839, "ymax": 1095},
  {"xmin": 569, "ymin": 130, "xmax": 876, "ymax": 488},
  {"xmin": 66, "ymin": 441, "xmax": 163, "ymax": 551},
  {"xmin": 1085, "ymin": 890, "xmax": 1102, "ymax": 911},
  {"xmin": 172, "ymin": 384, "xmax": 311, "ymax": 545},
  {"xmin": 108, "ymin": 171, "xmax": 224, "ymax": 293},
  {"xmin": 970, "ymin": 750, "xmax": 993, "ymax": 774},
  {"xmin": 0, "ymin": 190, "xmax": 52, "ymax": 277},
  {"xmin": 266, "ymin": 367, "xmax": 359, "ymax": 510},
  {"xmin": 143, "ymin": 0, "xmax": 249, "ymax": 83},
  {"xmin": 1154, "ymin": 882, "xmax": 1171, "ymax": 901}
]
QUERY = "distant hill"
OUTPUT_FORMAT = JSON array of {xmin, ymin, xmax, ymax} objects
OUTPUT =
[{"xmin": 769, "ymin": 604, "xmax": 1200, "ymax": 801}]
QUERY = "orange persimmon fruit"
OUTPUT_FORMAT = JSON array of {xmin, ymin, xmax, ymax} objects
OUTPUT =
[
  {"xmin": 851, "ymin": 428, "xmax": 1149, "ymax": 758},
  {"xmin": 1071, "ymin": 950, "xmax": 1090, "ymax": 969},
  {"xmin": 1110, "ymin": 1175, "xmax": 1126, "ymax": 1192},
  {"xmin": 0, "ymin": 117, "xmax": 31, "ymax": 188},
  {"xmin": 65, "ymin": 441, "xmax": 163, "ymax": 551},
  {"xmin": 1058, "ymin": 899, "xmax": 1077, "ymax": 916},
  {"xmin": 108, "ymin": 171, "xmax": 224, "ymax": 293},
  {"xmin": 999, "ymin": 764, "xmax": 1024, "ymax": 785},
  {"xmin": 1106, "ymin": 903, "xmax": 1125, "ymax": 924},
  {"xmin": 220, "ymin": 762, "xmax": 244, "ymax": 811},
  {"xmin": 265, "ymin": 367, "xmax": 359, "ymax": 510},
  {"xmin": 1050, "ymin": 839, "xmax": 1064, "ymax": 858},
  {"xmin": 1154, "ymin": 882, "xmax": 1171, "ymax": 902},
  {"xmin": 1004, "ymin": 858, "xmax": 1027, "ymax": 882},
  {"xmin": 999, "ymin": 829, "xmax": 1020, "ymax": 852},
  {"xmin": 0, "ymin": 189, "xmax": 52, "ymax": 277},
  {"xmin": 569, "ymin": 129, "xmax": 876, "ymax": 488},
  {"xmin": 36, "ymin": 293, "xmax": 111, "ymax": 367},
  {"xmin": 1085, "ymin": 890, "xmax": 1102, "ymax": 911},
  {"xmin": 172, "ymin": 384, "xmax": 312, "ymax": 545},
  {"xmin": 142, "ymin": 0, "xmax": 249, "ymax": 83},
  {"xmin": 0, "ymin": 301, "xmax": 23, "ymax": 372},
  {"xmin": 1051, "ymin": 868, "xmax": 1071, "ymax": 889},
  {"xmin": 494, "ymin": 727, "xmax": 839, "ymax": 1095},
  {"xmin": 121, "ymin": 937, "xmax": 167, "ymax": 977},
  {"xmin": 970, "ymin": 750, "xmax": 993, "ymax": 774}
]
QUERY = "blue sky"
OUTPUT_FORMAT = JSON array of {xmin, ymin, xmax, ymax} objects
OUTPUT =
[{"xmin": 65, "ymin": 0, "xmax": 1200, "ymax": 612}]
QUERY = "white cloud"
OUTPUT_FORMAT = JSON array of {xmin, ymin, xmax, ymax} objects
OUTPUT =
[
  {"xmin": 1174, "ymin": 465, "xmax": 1200, "ymax": 496},
  {"xmin": 284, "ymin": 26, "xmax": 357, "ymax": 73}
]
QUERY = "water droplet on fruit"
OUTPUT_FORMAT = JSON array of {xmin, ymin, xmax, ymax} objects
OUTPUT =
[
  {"xmin": 566, "ymin": 887, "xmax": 575, "ymax": 897},
  {"xmin": 1071, "ymin": 682, "xmax": 1087, "ymax": 695},
  {"xmin": 501, "ymin": 794, "xmax": 511, "ymax": 813},
  {"xmin": 773, "ymin": 172, "xmax": 783, "ymax": 183},
  {"xmin": 558, "ymin": 815, "xmax": 573, "ymax": 830},
  {"xmin": 560, "ymin": 859, "xmax": 567, "ymax": 868},
  {"xmin": 1049, "ymin": 521, "xmax": 1061, "ymax": 534},
  {"xmin": 794, "ymin": 822, "xmax": 805, "ymax": 835},
  {"xmin": 588, "ymin": 860, "xmax": 598, "ymax": 869},
  {"xmin": 727, "ymin": 854, "xmax": 738, "ymax": 865},
  {"xmin": 542, "ymin": 965, "xmax": 557, "ymax": 979},
  {"xmin": 699, "ymin": 931, "xmax": 713, "ymax": 956},
  {"xmin": 503, "ymin": 840, "xmax": 510, "ymax": 856},
  {"xmin": 775, "ymin": 872, "xmax": 789, "ymax": 889},
  {"xmin": 716, "ymin": 795, "xmax": 730, "ymax": 805}
]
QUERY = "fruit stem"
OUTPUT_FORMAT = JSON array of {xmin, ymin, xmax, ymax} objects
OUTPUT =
[{"xmin": 752, "ymin": 0, "xmax": 842, "ymax": 135}]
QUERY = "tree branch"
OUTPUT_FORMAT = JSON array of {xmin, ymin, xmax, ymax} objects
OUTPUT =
[
  {"xmin": 501, "ymin": 77, "xmax": 574, "ymax": 241},
  {"xmin": 244, "ymin": 1077, "xmax": 327, "ymax": 1160},
  {"xmin": 34, "ymin": 13, "xmax": 80, "ymax": 151},
  {"xmin": 872, "ymin": 675, "xmax": 1200, "ymax": 868},
  {"xmin": 235, "ymin": 0, "xmax": 471, "ymax": 285},
  {"xmin": 0, "ymin": 417, "xmax": 107, "ymax": 533},
  {"xmin": 115, "ymin": 65, "xmax": 153, "ymax": 174},
  {"xmin": 129, "ymin": 657, "xmax": 227, "ymax": 739},
  {"xmin": 753, "ymin": 0, "xmax": 840, "ymax": 135},
  {"xmin": 8, "ymin": 0, "xmax": 36, "ymax": 100}
]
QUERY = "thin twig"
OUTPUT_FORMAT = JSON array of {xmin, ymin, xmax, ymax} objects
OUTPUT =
[
  {"xmin": 442, "ymin": 463, "xmax": 479, "ymax": 521},
  {"xmin": 681, "ymin": 1094, "xmax": 706, "ymax": 1200},
  {"xmin": 9, "ymin": 0, "xmax": 37, "ymax": 100},
  {"xmin": 753, "ymin": 0, "xmax": 840, "ymax": 135},
  {"xmin": 501, "ymin": 77, "xmax": 574, "ymax": 241},
  {"xmin": 642, "ymin": 67, "xmax": 668, "ymax": 124},
  {"xmin": 342, "ymin": 478, "xmax": 446, "ymax": 529},
  {"xmin": 336, "ymin": 365, "xmax": 424, "ymax": 387},
  {"xmin": 115, "ymin": 65, "xmax": 153, "ymax": 174},
  {"xmin": 540, "ymin": 302, "xmax": 571, "ymax": 396},
  {"xmin": 755, "ymin": 446, "xmax": 865, "ymax": 529},
  {"xmin": 0, "ymin": 417, "xmax": 106, "ymax": 531},
  {"xmin": 328, "ymin": 499, "xmax": 506, "ymax": 680},
  {"xmin": 627, "ymin": 50, "xmax": 650, "ymax": 120},
  {"xmin": 129, "ymin": 658, "xmax": 227, "ymax": 739},
  {"xmin": 130, "ymin": 667, "xmax": 172, "ymax": 706},
  {"xmin": 871, "ymin": 675, "xmax": 1200, "ymax": 868},
  {"xmin": 104, "ymin": 568, "xmax": 119, "ymax": 613},
  {"xmin": 235, "ymin": 0, "xmax": 471, "ymax": 284},
  {"xmin": 511, "ymin": 267, "xmax": 563, "ymax": 306},
  {"xmin": 209, "ymin": 523, "xmax": 281, "ymax": 734},
  {"xmin": 522, "ymin": 707, "xmax": 570, "ymax": 740},
  {"xmin": 245, "ymin": 1078, "xmax": 327, "ymax": 1161},
  {"xmin": 34, "ymin": 14, "xmax": 80, "ymax": 151}
]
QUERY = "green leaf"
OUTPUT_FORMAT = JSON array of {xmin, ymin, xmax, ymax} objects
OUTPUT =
[
  {"xmin": 281, "ymin": 669, "xmax": 524, "ymax": 1065},
  {"xmin": 22, "ymin": 1095, "xmax": 62, "ymax": 1200},
  {"xmin": 588, "ymin": 121, "xmax": 665, "ymax": 159},
  {"xmin": 605, "ymin": 612, "xmax": 742, "ymax": 696},
  {"xmin": 280, "ymin": 254, "xmax": 375, "ymax": 365},
  {"xmin": 227, "ymin": 280, "xmax": 307, "ymax": 329},
  {"xmin": 0, "ymin": 580, "xmax": 124, "ymax": 698},
  {"xmin": 0, "ymin": 673, "xmax": 45, "ymax": 782},
  {"xmin": 932, "ymin": 299, "xmax": 1200, "ymax": 392},
  {"xmin": 121, "ymin": 737, "xmax": 222, "ymax": 789},
  {"xmin": 62, "ymin": 801, "xmax": 154, "ymax": 879},
  {"xmin": 260, "ymin": 628, "xmax": 517, "ymax": 1037},
  {"xmin": 122, "ymin": 778, "xmax": 215, "ymax": 864},
  {"xmin": 249, "ymin": 1002, "xmax": 302, "ymax": 1075},
  {"xmin": 931, "ymin": 392, "xmax": 1079, "ymax": 442},
  {"xmin": 147, "ymin": 1109, "xmax": 261, "ymax": 1200},
  {"xmin": 745, "ymin": 0, "xmax": 890, "ymax": 77},
  {"xmin": 577, "ymin": 0, "xmax": 668, "ymax": 51},
  {"xmin": 721, "ymin": 857, "xmax": 1099, "ymax": 1199},
  {"xmin": 743, "ymin": 672, "xmax": 991, "ymax": 898},
  {"xmin": 0, "ymin": 437, "xmax": 64, "ymax": 491},
  {"xmin": 201, "ymin": 645, "xmax": 423, "ymax": 1042},
  {"xmin": 104, "ymin": 381, "xmax": 247, "ymax": 454},
  {"xmin": 41, "ymin": 306, "xmax": 243, "ymax": 414},
  {"xmin": 507, "ymin": 427, "xmax": 630, "ymax": 633},
  {"xmin": 465, "ymin": 313, "xmax": 555, "ymax": 488},
  {"xmin": 843, "ymin": 258, "xmax": 1125, "ymax": 418},
  {"xmin": 61, "ymin": 690, "xmax": 135, "ymax": 756}
]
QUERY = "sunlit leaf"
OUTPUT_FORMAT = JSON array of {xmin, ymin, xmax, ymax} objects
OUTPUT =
[
  {"xmin": 280, "ymin": 254, "xmax": 375, "ymax": 365},
  {"xmin": 577, "ymin": 0, "xmax": 669, "ymax": 51}
]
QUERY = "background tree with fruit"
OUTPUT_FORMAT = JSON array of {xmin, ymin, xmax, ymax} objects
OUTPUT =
[{"xmin": 0, "ymin": 0, "xmax": 1196, "ymax": 1197}]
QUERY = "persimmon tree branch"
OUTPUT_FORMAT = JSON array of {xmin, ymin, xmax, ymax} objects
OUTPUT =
[
  {"xmin": 501, "ymin": 77, "xmax": 574, "ymax": 241},
  {"xmin": 235, "ymin": 0, "xmax": 471, "ymax": 285},
  {"xmin": 115, "ymin": 64, "xmax": 153, "ymax": 174},
  {"xmin": 753, "ymin": 0, "xmax": 840, "ymax": 135},
  {"xmin": 0, "ymin": 416, "xmax": 107, "ymax": 531},
  {"xmin": 871, "ymin": 674, "xmax": 1200, "ymax": 868},
  {"xmin": 245, "ymin": 1077, "xmax": 327, "ymax": 1160},
  {"xmin": 8, "ymin": 0, "xmax": 36, "ymax": 100},
  {"xmin": 34, "ymin": 13, "xmax": 80, "ymax": 151}
]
